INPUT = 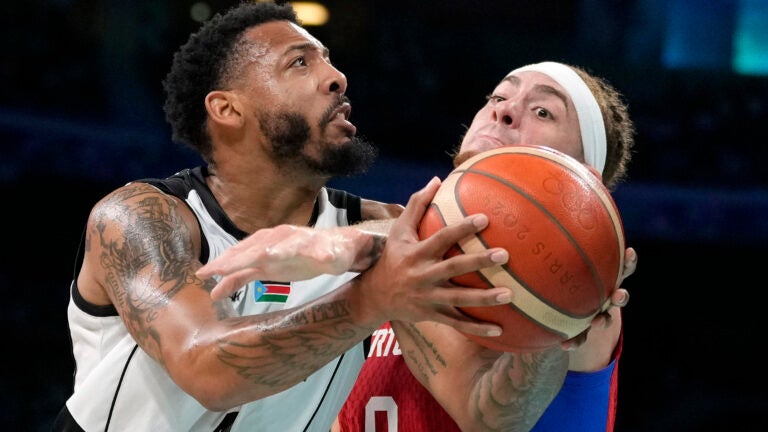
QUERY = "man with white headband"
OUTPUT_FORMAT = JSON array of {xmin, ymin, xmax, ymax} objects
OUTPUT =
[
  {"xmin": 357, "ymin": 61, "xmax": 636, "ymax": 431},
  {"xmin": 199, "ymin": 60, "xmax": 636, "ymax": 431}
]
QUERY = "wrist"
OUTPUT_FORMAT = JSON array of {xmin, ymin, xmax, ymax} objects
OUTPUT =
[
  {"xmin": 349, "ymin": 231, "xmax": 387, "ymax": 272},
  {"xmin": 347, "ymin": 219, "xmax": 393, "ymax": 272}
]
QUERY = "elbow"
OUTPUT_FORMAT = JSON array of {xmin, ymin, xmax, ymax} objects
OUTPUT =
[
  {"xmin": 196, "ymin": 394, "xmax": 238, "ymax": 413},
  {"xmin": 182, "ymin": 373, "xmax": 248, "ymax": 412},
  {"xmin": 163, "ymin": 327, "xmax": 289, "ymax": 410},
  {"xmin": 165, "ymin": 342, "xmax": 249, "ymax": 411},
  {"xmin": 186, "ymin": 369, "xmax": 295, "ymax": 411}
]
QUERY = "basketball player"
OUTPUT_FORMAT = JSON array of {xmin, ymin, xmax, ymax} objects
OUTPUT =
[
  {"xmin": 199, "ymin": 62, "xmax": 636, "ymax": 431},
  {"xmin": 333, "ymin": 62, "xmax": 636, "ymax": 432},
  {"xmin": 53, "ymin": 3, "xmax": 518, "ymax": 431}
]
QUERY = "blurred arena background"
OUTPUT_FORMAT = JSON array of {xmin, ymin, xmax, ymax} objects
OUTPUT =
[{"xmin": 2, "ymin": 1, "xmax": 767, "ymax": 430}]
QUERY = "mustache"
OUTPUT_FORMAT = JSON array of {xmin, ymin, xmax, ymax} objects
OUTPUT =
[{"xmin": 319, "ymin": 94, "xmax": 350, "ymax": 126}]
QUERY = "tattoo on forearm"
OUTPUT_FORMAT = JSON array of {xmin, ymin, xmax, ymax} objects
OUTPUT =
[
  {"xmin": 215, "ymin": 300, "xmax": 362, "ymax": 388},
  {"xmin": 471, "ymin": 349, "xmax": 568, "ymax": 430},
  {"xmin": 398, "ymin": 322, "xmax": 448, "ymax": 385},
  {"xmin": 310, "ymin": 299, "xmax": 351, "ymax": 323}
]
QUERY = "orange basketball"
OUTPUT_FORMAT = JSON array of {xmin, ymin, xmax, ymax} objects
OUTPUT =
[{"xmin": 418, "ymin": 145, "xmax": 625, "ymax": 352}]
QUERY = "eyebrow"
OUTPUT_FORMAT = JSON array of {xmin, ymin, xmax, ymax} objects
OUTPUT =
[
  {"xmin": 284, "ymin": 41, "xmax": 330, "ymax": 58},
  {"xmin": 502, "ymin": 75, "xmax": 570, "ymax": 111}
]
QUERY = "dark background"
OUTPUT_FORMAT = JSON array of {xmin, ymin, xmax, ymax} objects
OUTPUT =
[{"xmin": 3, "ymin": 1, "xmax": 767, "ymax": 430}]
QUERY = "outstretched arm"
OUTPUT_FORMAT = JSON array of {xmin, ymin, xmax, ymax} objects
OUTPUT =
[
  {"xmin": 197, "ymin": 224, "xmax": 388, "ymax": 300},
  {"xmin": 196, "ymin": 206, "xmax": 399, "ymax": 301}
]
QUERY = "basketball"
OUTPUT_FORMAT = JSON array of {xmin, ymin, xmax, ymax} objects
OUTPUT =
[{"xmin": 418, "ymin": 145, "xmax": 625, "ymax": 352}]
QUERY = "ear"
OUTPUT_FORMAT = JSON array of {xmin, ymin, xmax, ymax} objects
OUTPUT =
[{"xmin": 205, "ymin": 90, "xmax": 243, "ymax": 128}]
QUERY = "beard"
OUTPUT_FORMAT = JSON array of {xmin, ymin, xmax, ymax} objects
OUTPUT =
[
  {"xmin": 449, "ymin": 134, "xmax": 470, "ymax": 168},
  {"xmin": 258, "ymin": 107, "xmax": 377, "ymax": 177}
]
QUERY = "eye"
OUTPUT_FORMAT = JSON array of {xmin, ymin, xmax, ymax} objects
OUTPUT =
[
  {"xmin": 291, "ymin": 56, "xmax": 308, "ymax": 67},
  {"xmin": 534, "ymin": 107, "xmax": 552, "ymax": 119},
  {"xmin": 486, "ymin": 94, "xmax": 505, "ymax": 105}
]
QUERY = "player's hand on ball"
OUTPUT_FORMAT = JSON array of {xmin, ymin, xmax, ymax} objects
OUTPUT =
[
  {"xmin": 560, "ymin": 247, "xmax": 636, "ymax": 352},
  {"xmin": 619, "ymin": 246, "xmax": 638, "ymax": 283},
  {"xmin": 355, "ymin": 177, "xmax": 513, "ymax": 338}
]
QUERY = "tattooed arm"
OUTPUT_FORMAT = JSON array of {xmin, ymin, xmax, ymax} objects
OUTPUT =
[
  {"xmin": 391, "ymin": 320, "xmax": 569, "ymax": 432},
  {"xmin": 76, "ymin": 182, "xmax": 380, "ymax": 410},
  {"xmin": 76, "ymin": 180, "xmax": 512, "ymax": 411}
]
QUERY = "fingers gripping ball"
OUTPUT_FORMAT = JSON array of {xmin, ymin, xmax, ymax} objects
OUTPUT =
[{"xmin": 419, "ymin": 146, "xmax": 625, "ymax": 352}]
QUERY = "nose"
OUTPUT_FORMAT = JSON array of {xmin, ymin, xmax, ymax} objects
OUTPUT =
[
  {"xmin": 492, "ymin": 99, "xmax": 520, "ymax": 128},
  {"xmin": 323, "ymin": 62, "xmax": 348, "ymax": 95}
]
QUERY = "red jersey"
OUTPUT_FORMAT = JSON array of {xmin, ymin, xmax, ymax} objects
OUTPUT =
[
  {"xmin": 337, "ymin": 322, "xmax": 621, "ymax": 432},
  {"xmin": 336, "ymin": 322, "xmax": 461, "ymax": 432}
]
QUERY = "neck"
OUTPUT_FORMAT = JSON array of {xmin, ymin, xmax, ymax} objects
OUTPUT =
[{"xmin": 206, "ymin": 162, "xmax": 328, "ymax": 234}]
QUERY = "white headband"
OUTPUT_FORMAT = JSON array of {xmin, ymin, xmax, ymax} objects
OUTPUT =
[{"xmin": 507, "ymin": 61, "xmax": 607, "ymax": 174}]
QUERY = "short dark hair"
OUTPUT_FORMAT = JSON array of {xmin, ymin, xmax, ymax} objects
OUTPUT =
[{"xmin": 162, "ymin": 2, "xmax": 298, "ymax": 162}]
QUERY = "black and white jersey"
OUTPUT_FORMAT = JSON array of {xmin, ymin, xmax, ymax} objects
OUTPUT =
[{"xmin": 60, "ymin": 166, "xmax": 366, "ymax": 432}]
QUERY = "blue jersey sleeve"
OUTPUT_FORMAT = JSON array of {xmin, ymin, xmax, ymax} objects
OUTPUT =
[{"xmin": 531, "ymin": 359, "xmax": 617, "ymax": 432}]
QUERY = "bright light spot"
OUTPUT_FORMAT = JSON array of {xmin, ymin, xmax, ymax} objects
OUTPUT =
[
  {"xmin": 290, "ymin": 2, "xmax": 330, "ymax": 26},
  {"xmin": 734, "ymin": 0, "xmax": 768, "ymax": 76}
]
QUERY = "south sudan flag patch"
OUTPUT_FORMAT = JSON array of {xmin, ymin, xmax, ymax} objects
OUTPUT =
[{"xmin": 253, "ymin": 281, "xmax": 291, "ymax": 303}]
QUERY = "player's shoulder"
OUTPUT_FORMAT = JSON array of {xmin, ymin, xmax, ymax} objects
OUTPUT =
[
  {"xmin": 92, "ymin": 181, "xmax": 165, "ymax": 209},
  {"xmin": 88, "ymin": 180, "xmax": 192, "ymax": 228},
  {"xmin": 360, "ymin": 198, "xmax": 404, "ymax": 221}
]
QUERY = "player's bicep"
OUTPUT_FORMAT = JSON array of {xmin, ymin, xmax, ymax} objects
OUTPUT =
[{"xmin": 86, "ymin": 182, "xmax": 213, "ymax": 360}]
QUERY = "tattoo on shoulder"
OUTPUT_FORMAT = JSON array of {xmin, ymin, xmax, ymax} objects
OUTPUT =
[{"xmin": 92, "ymin": 183, "xmax": 201, "ymax": 351}]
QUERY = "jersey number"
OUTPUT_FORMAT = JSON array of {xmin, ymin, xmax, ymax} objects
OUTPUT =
[{"xmin": 365, "ymin": 396, "xmax": 397, "ymax": 432}]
